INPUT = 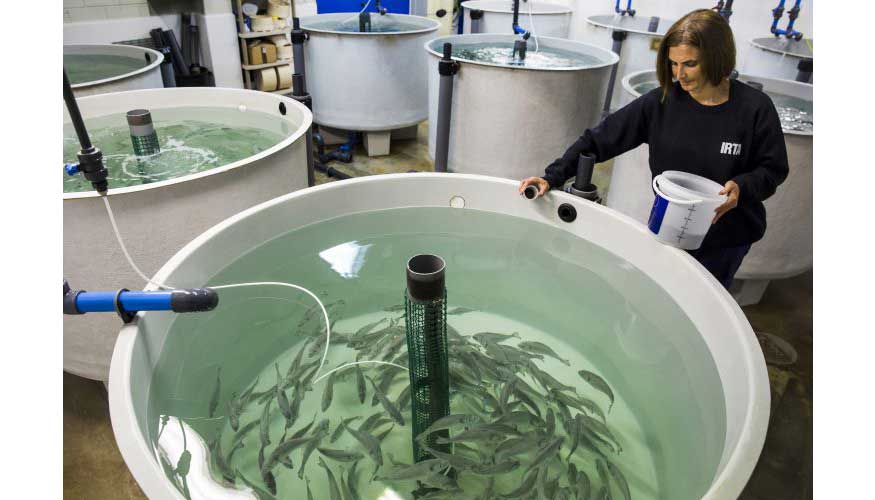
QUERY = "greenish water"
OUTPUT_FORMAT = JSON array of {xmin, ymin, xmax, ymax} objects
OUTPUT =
[
  {"xmin": 63, "ymin": 107, "xmax": 289, "ymax": 193},
  {"xmin": 452, "ymin": 42, "xmax": 603, "ymax": 69},
  {"xmin": 146, "ymin": 207, "xmax": 727, "ymax": 499},
  {"xmin": 305, "ymin": 17, "xmax": 425, "ymax": 33},
  {"xmin": 633, "ymin": 80, "xmax": 814, "ymax": 132},
  {"xmin": 64, "ymin": 53, "xmax": 149, "ymax": 84}
]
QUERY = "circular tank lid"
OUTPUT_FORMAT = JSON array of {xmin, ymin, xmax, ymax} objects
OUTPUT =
[
  {"xmin": 300, "ymin": 13, "xmax": 440, "ymax": 35},
  {"xmin": 750, "ymin": 37, "xmax": 813, "ymax": 59},
  {"xmin": 425, "ymin": 33, "xmax": 619, "ymax": 72},
  {"xmin": 62, "ymin": 88, "xmax": 313, "ymax": 199},
  {"xmin": 586, "ymin": 14, "xmax": 674, "ymax": 36},
  {"xmin": 461, "ymin": 0, "xmax": 572, "ymax": 15},
  {"xmin": 620, "ymin": 69, "xmax": 812, "ymax": 136},
  {"xmin": 64, "ymin": 44, "xmax": 164, "ymax": 89}
]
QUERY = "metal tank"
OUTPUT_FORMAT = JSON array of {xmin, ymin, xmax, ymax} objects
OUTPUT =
[
  {"xmin": 461, "ymin": 1, "xmax": 573, "ymax": 38},
  {"xmin": 606, "ymin": 70, "xmax": 812, "ymax": 305},
  {"xmin": 744, "ymin": 37, "xmax": 813, "ymax": 83},
  {"xmin": 64, "ymin": 87, "xmax": 312, "ymax": 381},
  {"xmin": 299, "ymin": 13, "xmax": 440, "ymax": 131},
  {"xmin": 108, "ymin": 173, "xmax": 769, "ymax": 499},
  {"xmin": 426, "ymin": 34, "xmax": 618, "ymax": 180},
  {"xmin": 579, "ymin": 14, "xmax": 674, "ymax": 112},
  {"xmin": 64, "ymin": 44, "xmax": 164, "ymax": 97}
]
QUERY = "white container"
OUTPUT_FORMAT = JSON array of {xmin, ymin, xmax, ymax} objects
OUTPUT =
[
  {"xmin": 649, "ymin": 171, "xmax": 725, "ymax": 250},
  {"xmin": 64, "ymin": 44, "xmax": 164, "ymax": 98},
  {"xmin": 108, "ymin": 173, "xmax": 769, "ymax": 499},
  {"xmin": 744, "ymin": 37, "xmax": 813, "ymax": 83},
  {"xmin": 300, "ymin": 13, "xmax": 440, "ymax": 131},
  {"xmin": 64, "ymin": 88, "xmax": 312, "ymax": 381},
  {"xmin": 607, "ymin": 70, "xmax": 812, "ymax": 303},
  {"xmin": 462, "ymin": 0, "xmax": 573, "ymax": 38},
  {"xmin": 580, "ymin": 14, "xmax": 673, "ymax": 110},
  {"xmin": 426, "ymin": 34, "xmax": 618, "ymax": 180}
]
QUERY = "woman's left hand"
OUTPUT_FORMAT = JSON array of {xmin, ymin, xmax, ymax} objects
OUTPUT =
[{"xmin": 713, "ymin": 180, "xmax": 740, "ymax": 224}]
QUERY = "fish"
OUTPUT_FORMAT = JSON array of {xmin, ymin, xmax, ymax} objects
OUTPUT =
[
  {"xmin": 469, "ymin": 459, "xmax": 520, "ymax": 475},
  {"xmin": 376, "ymin": 458, "xmax": 445, "ymax": 481},
  {"xmin": 606, "ymin": 461, "xmax": 631, "ymax": 500},
  {"xmin": 494, "ymin": 410, "xmax": 541, "ymax": 428},
  {"xmin": 208, "ymin": 367, "xmax": 221, "ymax": 418},
  {"xmin": 527, "ymin": 362, "xmax": 576, "ymax": 392},
  {"xmin": 339, "ymin": 468, "xmax": 358, "ymax": 500},
  {"xmin": 263, "ymin": 436, "xmax": 313, "ymax": 473},
  {"xmin": 447, "ymin": 306, "xmax": 476, "ymax": 315},
  {"xmin": 318, "ymin": 447, "xmax": 365, "ymax": 462},
  {"xmin": 395, "ymin": 384, "xmax": 411, "ymax": 410},
  {"xmin": 226, "ymin": 439, "xmax": 245, "ymax": 465},
  {"xmin": 420, "ymin": 444, "xmax": 479, "ymax": 473},
  {"xmin": 540, "ymin": 468, "xmax": 560, "ymax": 500},
  {"xmin": 415, "ymin": 414, "xmax": 480, "ymax": 442},
  {"xmin": 209, "ymin": 439, "xmax": 236, "ymax": 483},
  {"xmin": 317, "ymin": 457, "xmax": 343, "ymax": 500},
  {"xmin": 298, "ymin": 434, "xmax": 323, "ymax": 480},
  {"xmin": 581, "ymin": 414, "xmax": 622, "ymax": 452},
  {"xmin": 356, "ymin": 316, "xmax": 389, "ymax": 336},
  {"xmin": 550, "ymin": 389, "xmax": 606, "ymax": 423},
  {"xmin": 375, "ymin": 424, "xmax": 395, "ymax": 442},
  {"xmin": 347, "ymin": 461, "xmax": 361, "ymax": 500},
  {"xmin": 494, "ymin": 435, "xmax": 539, "ymax": 461},
  {"xmin": 355, "ymin": 365, "xmax": 367, "ymax": 404},
  {"xmin": 479, "ymin": 478, "xmax": 495, "ymax": 500},
  {"xmin": 287, "ymin": 344, "xmax": 308, "ymax": 381},
  {"xmin": 511, "ymin": 386, "xmax": 542, "ymax": 418},
  {"xmin": 433, "ymin": 423, "xmax": 512, "ymax": 444},
  {"xmin": 291, "ymin": 413, "xmax": 318, "ymax": 440},
  {"xmin": 578, "ymin": 470, "xmax": 592, "ymax": 500},
  {"xmin": 331, "ymin": 416, "xmax": 362, "ymax": 443},
  {"xmin": 545, "ymin": 408, "xmax": 556, "ymax": 438},
  {"xmin": 578, "ymin": 370, "xmax": 615, "ymax": 412},
  {"xmin": 568, "ymin": 462, "xmax": 579, "ymax": 485},
  {"xmin": 498, "ymin": 379, "xmax": 517, "ymax": 412},
  {"xmin": 518, "ymin": 340, "xmax": 571, "ymax": 366},
  {"xmin": 567, "ymin": 414, "xmax": 583, "ymax": 460},
  {"xmin": 227, "ymin": 398, "xmax": 240, "ymax": 431},
  {"xmin": 359, "ymin": 413, "xmax": 392, "ymax": 434},
  {"xmin": 526, "ymin": 437, "xmax": 564, "ymax": 472},
  {"xmin": 342, "ymin": 420, "xmax": 383, "ymax": 467},
  {"xmin": 471, "ymin": 331, "xmax": 521, "ymax": 346},
  {"xmin": 419, "ymin": 471, "xmax": 461, "ymax": 491},
  {"xmin": 306, "ymin": 477, "xmax": 314, "ymax": 500},
  {"xmin": 500, "ymin": 468, "xmax": 539, "ymax": 498},
  {"xmin": 596, "ymin": 458, "xmax": 612, "ymax": 499},
  {"xmin": 595, "ymin": 485, "xmax": 611, "ymax": 500},
  {"xmin": 366, "ymin": 375, "xmax": 405, "ymax": 426},
  {"xmin": 262, "ymin": 468, "xmax": 277, "ymax": 495},
  {"xmin": 237, "ymin": 469, "xmax": 277, "ymax": 500},
  {"xmin": 322, "ymin": 371, "xmax": 337, "ymax": 412},
  {"xmin": 371, "ymin": 368, "xmax": 402, "ymax": 406},
  {"xmin": 259, "ymin": 398, "xmax": 272, "ymax": 447},
  {"xmin": 275, "ymin": 364, "xmax": 294, "ymax": 428}
]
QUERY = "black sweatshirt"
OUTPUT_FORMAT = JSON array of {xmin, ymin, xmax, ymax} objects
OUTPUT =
[{"xmin": 543, "ymin": 79, "xmax": 789, "ymax": 250}]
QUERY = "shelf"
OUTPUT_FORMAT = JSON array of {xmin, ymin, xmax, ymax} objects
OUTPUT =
[
  {"xmin": 239, "ymin": 28, "xmax": 291, "ymax": 39},
  {"xmin": 241, "ymin": 60, "xmax": 293, "ymax": 70}
]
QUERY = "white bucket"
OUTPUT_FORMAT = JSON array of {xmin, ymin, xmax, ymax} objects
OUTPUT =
[{"xmin": 647, "ymin": 171, "xmax": 726, "ymax": 250}]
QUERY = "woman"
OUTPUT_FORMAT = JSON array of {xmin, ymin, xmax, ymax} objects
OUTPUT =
[{"xmin": 518, "ymin": 9, "xmax": 789, "ymax": 289}]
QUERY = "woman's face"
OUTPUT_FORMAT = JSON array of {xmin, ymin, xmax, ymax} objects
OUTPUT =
[{"xmin": 669, "ymin": 44, "xmax": 705, "ymax": 93}]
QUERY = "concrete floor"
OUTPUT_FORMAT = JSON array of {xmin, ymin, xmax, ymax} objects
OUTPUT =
[{"xmin": 64, "ymin": 124, "xmax": 812, "ymax": 499}]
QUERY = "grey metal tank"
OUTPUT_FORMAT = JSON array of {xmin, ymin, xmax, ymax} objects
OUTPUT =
[
  {"xmin": 606, "ymin": 70, "xmax": 812, "ymax": 305},
  {"xmin": 64, "ymin": 44, "xmax": 164, "ymax": 97},
  {"xmin": 462, "ymin": 1, "xmax": 573, "ymax": 38},
  {"xmin": 426, "ymin": 34, "xmax": 618, "ymax": 180},
  {"xmin": 744, "ymin": 37, "xmax": 813, "ymax": 83},
  {"xmin": 299, "ymin": 13, "xmax": 440, "ymax": 131}
]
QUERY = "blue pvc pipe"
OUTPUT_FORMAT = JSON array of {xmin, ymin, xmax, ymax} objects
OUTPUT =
[{"xmin": 75, "ymin": 290, "xmax": 173, "ymax": 313}]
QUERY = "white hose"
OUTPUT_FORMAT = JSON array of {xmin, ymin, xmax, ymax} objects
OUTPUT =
[
  {"xmin": 528, "ymin": 1, "xmax": 539, "ymax": 52},
  {"xmin": 341, "ymin": 0, "xmax": 372, "ymax": 26}
]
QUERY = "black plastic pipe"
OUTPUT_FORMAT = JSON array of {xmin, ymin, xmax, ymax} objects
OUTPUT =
[
  {"xmin": 435, "ymin": 43, "xmax": 458, "ymax": 173},
  {"xmin": 64, "ymin": 71, "xmax": 92, "ymax": 151},
  {"xmin": 469, "ymin": 9, "xmax": 484, "ymax": 34},
  {"xmin": 602, "ymin": 30, "xmax": 627, "ymax": 117},
  {"xmin": 291, "ymin": 18, "xmax": 307, "ymax": 92},
  {"xmin": 796, "ymin": 58, "xmax": 813, "ymax": 83}
]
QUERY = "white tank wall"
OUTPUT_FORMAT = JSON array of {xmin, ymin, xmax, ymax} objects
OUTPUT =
[
  {"xmin": 108, "ymin": 173, "xmax": 768, "ymax": 500},
  {"xmin": 64, "ymin": 88, "xmax": 312, "ymax": 381},
  {"xmin": 65, "ymin": 44, "xmax": 165, "ymax": 97},
  {"xmin": 301, "ymin": 14, "xmax": 440, "ymax": 131},
  {"xmin": 568, "ymin": 0, "xmax": 814, "ymax": 74},
  {"xmin": 426, "ymin": 34, "xmax": 617, "ymax": 180},
  {"xmin": 462, "ymin": 1, "xmax": 573, "ymax": 38},
  {"xmin": 606, "ymin": 70, "xmax": 812, "ymax": 282}
]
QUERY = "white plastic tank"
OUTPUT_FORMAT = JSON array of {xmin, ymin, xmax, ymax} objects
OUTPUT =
[
  {"xmin": 299, "ymin": 13, "xmax": 440, "ymax": 131},
  {"xmin": 426, "ymin": 34, "xmax": 618, "ymax": 180},
  {"xmin": 744, "ymin": 37, "xmax": 813, "ymax": 83},
  {"xmin": 108, "ymin": 173, "xmax": 768, "ymax": 499},
  {"xmin": 606, "ymin": 70, "xmax": 812, "ymax": 304},
  {"xmin": 461, "ymin": 0, "xmax": 573, "ymax": 38},
  {"xmin": 64, "ymin": 44, "xmax": 164, "ymax": 97},
  {"xmin": 64, "ymin": 87, "xmax": 312, "ymax": 381},
  {"xmin": 579, "ymin": 14, "xmax": 674, "ymax": 111}
]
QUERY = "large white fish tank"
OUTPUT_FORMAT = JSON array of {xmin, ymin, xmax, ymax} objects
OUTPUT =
[
  {"xmin": 461, "ymin": 1, "xmax": 573, "ymax": 38},
  {"xmin": 426, "ymin": 34, "xmax": 617, "ymax": 180},
  {"xmin": 64, "ymin": 44, "xmax": 164, "ymax": 97},
  {"xmin": 109, "ymin": 174, "xmax": 769, "ymax": 499},
  {"xmin": 606, "ymin": 70, "xmax": 812, "ymax": 305},
  {"xmin": 64, "ymin": 87, "xmax": 312, "ymax": 381}
]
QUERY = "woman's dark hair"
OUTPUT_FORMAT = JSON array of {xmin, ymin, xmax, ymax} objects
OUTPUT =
[{"xmin": 656, "ymin": 9, "xmax": 736, "ymax": 98}]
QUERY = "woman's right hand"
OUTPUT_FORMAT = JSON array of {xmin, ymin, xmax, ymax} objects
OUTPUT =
[{"xmin": 518, "ymin": 177, "xmax": 550, "ymax": 198}]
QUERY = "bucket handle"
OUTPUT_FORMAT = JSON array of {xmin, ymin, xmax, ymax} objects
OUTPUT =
[{"xmin": 652, "ymin": 176, "xmax": 702, "ymax": 205}]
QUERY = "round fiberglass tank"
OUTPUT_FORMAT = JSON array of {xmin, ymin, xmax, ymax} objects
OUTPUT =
[
  {"xmin": 426, "ymin": 34, "xmax": 617, "ymax": 179},
  {"xmin": 108, "ymin": 174, "xmax": 768, "ymax": 499},
  {"xmin": 580, "ymin": 14, "xmax": 674, "ymax": 111},
  {"xmin": 744, "ymin": 37, "xmax": 813, "ymax": 83},
  {"xmin": 64, "ymin": 44, "xmax": 164, "ymax": 97},
  {"xmin": 299, "ymin": 13, "xmax": 439, "ymax": 131},
  {"xmin": 606, "ymin": 70, "xmax": 812, "ymax": 300},
  {"xmin": 462, "ymin": 1, "xmax": 573, "ymax": 38},
  {"xmin": 64, "ymin": 87, "xmax": 312, "ymax": 381}
]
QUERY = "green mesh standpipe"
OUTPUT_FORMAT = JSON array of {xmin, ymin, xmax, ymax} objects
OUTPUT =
[
  {"xmin": 126, "ymin": 109, "xmax": 161, "ymax": 156},
  {"xmin": 405, "ymin": 254, "xmax": 451, "ymax": 463}
]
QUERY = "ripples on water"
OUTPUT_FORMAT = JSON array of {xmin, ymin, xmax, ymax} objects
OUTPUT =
[{"xmin": 452, "ymin": 42, "xmax": 602, "ymax": 69}]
